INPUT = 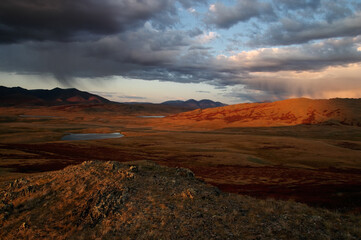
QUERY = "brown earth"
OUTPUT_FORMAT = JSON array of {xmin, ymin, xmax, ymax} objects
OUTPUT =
[
  {"xmin": 1, "ymin": 161, "xmax": 360, "ymax": 239},
  {"xmin": 0, "ymin": 98, "xmax": 361, "ymax": 236},
  {"xmin": 162, "ymin": 98, "xmax": 361, "ymax": 129}
]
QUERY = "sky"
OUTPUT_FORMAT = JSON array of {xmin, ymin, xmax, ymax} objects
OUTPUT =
[{"xmin": 0, "ymin": 0, "xmax": 361, "ymax": 104}]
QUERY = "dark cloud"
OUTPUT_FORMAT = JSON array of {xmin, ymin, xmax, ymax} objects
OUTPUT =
[
  {"xmin": 247, "ymin": 1, "xmax": 361, "ymax": 46},
  {"xmin": 0, "ymin": 0, "xmax": 197, "ymax": 43},
  {"xmin": 251, "ymin": 13, "xmax": 361, "ymax": 46},
  {"xmin": 119, "ymin": 95, "xmax": 147, "ymax": 100},
  {"xmin": 0, "ymin": 0, "xmax": 361, "ymax": 103},
  {"xmin": 274, "ymin": 0, "xmax": 321, "ymax": 10},
  {"xmin": 196, "ymin": 90, "xmax": 210, "ymax": 93},
  {"xmin": 205, "ymin": 0, "xmax": 276, "ymax": 29},
  {"xmin": 187, "ymin": 28, "xmax": 203, "ymax": 37},
  {"xmin": 177, "ymin": 0, "xmax": 208, "ymax": 9},
  {"xmin": 188, "ymin": 46, "xmax": 212, "ymax": 51},
  {"xmin": 225, "ymin": 36, "xmax": 361, "ymax": 73},
  {"xmin": 1, "ymin": 26, "xmax": 360, "ymax": 93},
  {"xmin": 322, "ymin": 1, "xmax": 353, "ymax": 23},
  {"xmin": 89, "ymin": 91, "xmax": 147, "ymax": 101},
  {"xmin": 0, "ymin": 26, "xmax": 220, "ymax": 83}
]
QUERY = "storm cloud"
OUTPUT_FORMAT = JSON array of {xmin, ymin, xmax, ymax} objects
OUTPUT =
[
  {"xmin": 205, "ymin": 0, "xmax": 275, "ymax": 29},
  {"xmin": 0, "ymin": 25, "xmax": 219, "ymax": 83},
  {"xmin": 0, "ymin": 0, "xmax": 207, "ymax": 44},
  {"xmin": 224, "ymin": 37, "xmax": 361, "ymax": 72},
  {"xmin": 251, "ymin": 11, "xmax": 361, "ymax": 46},
  {"xmin": 274, "ymin": 0, "xmax": 321, "ymax": 10},
  {"xmin": 0, "ymin": 0, "xmax": 184, "ymax": 43},
  {"xmin": 247, "ymin": 0, "xmax": 361, "ymax": 46},
  {"xmin": 0, "ymin": 0, "xmax": 361, "ymax": 102}
]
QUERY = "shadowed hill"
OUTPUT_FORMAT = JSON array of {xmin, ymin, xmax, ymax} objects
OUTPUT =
[
  {"xmin": 0, "ymin": 86, "xmax": 110, "ymax": 106},
  {"xmin": 0, "ymin": 86, "xmax": 191, "ymax": 115},
  {"xmin": 47, "ymin": 102, "xmax": 193, "ymax": 116},
  {"xmin": 163, "ymin": 98, "xmax": 361, "ymax": 129},
  {"xmin": 0, "ymin": 161, "xmax": 360, "ymax": 239}
]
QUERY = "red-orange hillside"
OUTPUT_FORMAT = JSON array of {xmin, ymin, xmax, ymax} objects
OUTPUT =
[{"xmin": 163, "ymin": 98, "xmax": 361, "ymax": 129}]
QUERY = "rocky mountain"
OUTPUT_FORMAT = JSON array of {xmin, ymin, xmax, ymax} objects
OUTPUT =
[
  {"xmin": 0, "ymin": 86, "xmax": 111, "ymax": 106},
  {"xmin": 162, "ymin": 99, "xmax": 226, "ymax": 109},
  {"xmin": 164, "ymin": 98, "xmax": 361, "ymax": 129},
  {"xmin": 1, "ymin": 161, "xmax": 360, "ymax": 239}
]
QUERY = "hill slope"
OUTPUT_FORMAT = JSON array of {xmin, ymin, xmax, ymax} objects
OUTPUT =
[
  {"xmin": 0, "ymin": 86, "xmax": 196, "ymax": 115},
  {"xmin": 0, "ymin": 86, "xmax": 110, "ymax": 106},
  {"xmin": 164, "ymin": 98, "xmax": 361, "ymax": 129},
  {"xmin": 162, "ymin": 99, "xmax": 226, "ymax": 109},
  {"xmin": 0, "ymin": 161, "xmax": 360, "ymax": 239}
]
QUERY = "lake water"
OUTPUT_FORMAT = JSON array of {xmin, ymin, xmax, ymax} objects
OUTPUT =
[
  {"xmin": 137, "ymin": 116, "xmax": 165, "ymax": 118},
  {"xmin": 61, "ymin": 132, "xmax": 124, "ymax": 141},
  {"xmin": 19, "ymin": 115, "xmax": 62, "ymax": 118}
]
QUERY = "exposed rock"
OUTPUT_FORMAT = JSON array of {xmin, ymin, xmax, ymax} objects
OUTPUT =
[{"xmin": 0, "ymin": 161, "xmax": 360, "ymax": 239}]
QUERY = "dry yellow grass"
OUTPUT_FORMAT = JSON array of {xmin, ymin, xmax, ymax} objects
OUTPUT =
[{"xmin": 1, "ymin": 161, "xmax": 360, "ymax": 239}]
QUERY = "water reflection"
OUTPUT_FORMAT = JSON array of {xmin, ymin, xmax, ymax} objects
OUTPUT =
[
  {"xmin": 137, "ymin": 116, "xmax": 165, "ymax": 118},
  {"xmin": 61, "ymin": 132, "xmax": 124, "ymax": 141},
  {"xmin": 19, "ymin": 115, "xmax": 61, "ymax": 118}
]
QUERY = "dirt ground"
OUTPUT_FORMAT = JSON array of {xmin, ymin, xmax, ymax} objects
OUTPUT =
[{"xmin": 1, "ymin": 106, "xmax": 361, "ymax": 213}]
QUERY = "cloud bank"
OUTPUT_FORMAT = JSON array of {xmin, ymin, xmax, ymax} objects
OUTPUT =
[
  {"xmin": 0, "ymin": 0, "xmax": 361, "ymax": 102},
  {"xmin": 205, "ymin": 0, "xmax": 275, "ymax": 29}
]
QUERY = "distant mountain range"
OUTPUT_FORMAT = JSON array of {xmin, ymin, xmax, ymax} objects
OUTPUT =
[
  {"xmin": 0, "ymin": 86, "xmax": 110, "ymax": 106},
  {"xmin": 0, "ymin": 86, "xmax": 226, "ymax": 110},
  {"xmin": 162, "ymin": 99, "xmax": 227, "ymax": 109}
]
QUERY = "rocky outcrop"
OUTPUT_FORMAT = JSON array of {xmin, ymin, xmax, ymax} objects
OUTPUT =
[{"xmin": 0, "ymin": 161, "xmax": 360, "ymax": 239}]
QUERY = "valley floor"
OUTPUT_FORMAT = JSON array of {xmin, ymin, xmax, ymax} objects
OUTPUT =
[{"xmin": 0, "ymin": 106, "xmax": 361, "ymax": 213}]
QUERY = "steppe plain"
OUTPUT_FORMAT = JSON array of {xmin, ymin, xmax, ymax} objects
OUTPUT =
[{"xmin": 1, "ymin": 99, "xmax": 361, "ymax": 213}]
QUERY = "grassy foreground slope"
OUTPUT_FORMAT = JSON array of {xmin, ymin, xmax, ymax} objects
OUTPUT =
[{"xmin": 1, "ymin": 161, "xmax": 360, "ymax": 239}]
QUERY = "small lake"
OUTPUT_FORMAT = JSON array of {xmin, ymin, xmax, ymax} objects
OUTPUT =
[
  {"xmin": 137, "ymin": 116, "xmax": 165, "ymax": 118},
  {"xmin": 61, "ymin": 132, "xmax": 124, "ymax": 141},
  {"xmin": 19, "ymin": 115, "xmax": 62, "ymax": 118}
]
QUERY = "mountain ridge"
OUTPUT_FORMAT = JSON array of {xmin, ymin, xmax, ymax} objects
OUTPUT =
[
  {"xmin": 0, "ymin": 86, "xmax": 226, "ymax": 111},
  {"xmin": 0, "ymin": 86, "xmax": 111, "ymax": 106},
  {"xmin": 162, "ymin": 99, "xmax": 227, "ymax": 109}
]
